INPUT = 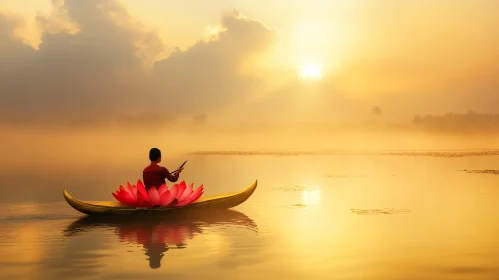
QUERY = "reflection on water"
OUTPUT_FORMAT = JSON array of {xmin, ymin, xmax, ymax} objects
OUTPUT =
[
  {"xmin": 323, "ymin": 173, "xmax": 367, "ymax": 178},
  {"xmin": 63, "ymin": 210, "xmax": 257, "ymax": 269}
]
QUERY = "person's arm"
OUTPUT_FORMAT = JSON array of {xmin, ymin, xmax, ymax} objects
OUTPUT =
[{"xmin": 162, "ymin": 167, "xmax": 179, "ymax": 183}]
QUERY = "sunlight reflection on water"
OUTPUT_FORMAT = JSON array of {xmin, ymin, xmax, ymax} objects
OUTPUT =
[{"xmin": 301, "ymin": 188, "xmax": 321, "ymax": 206}]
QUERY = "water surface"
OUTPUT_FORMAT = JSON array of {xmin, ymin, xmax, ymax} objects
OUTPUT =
[{"xmin": 1, "ymin": 153, "xmax": 499, "ymax": 279}]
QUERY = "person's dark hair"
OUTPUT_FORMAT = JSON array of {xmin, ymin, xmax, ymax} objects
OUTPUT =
[{"xmin": 149, "ymin": 148, "xmax": 161, "ymax": 161}]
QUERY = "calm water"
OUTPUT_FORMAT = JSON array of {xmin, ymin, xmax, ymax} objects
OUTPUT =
[{"xmin": 1, "ymin": 153, "xmax": 499, "ymax": 279}]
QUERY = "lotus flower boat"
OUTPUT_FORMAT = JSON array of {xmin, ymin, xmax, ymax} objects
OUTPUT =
[
  {"xmin": 112, "ymin": 180, "xmax": 204, "ymax": 208},
  {"xmin": 63, "ymin": 180, "xmax": 257, "ymax": 216}
]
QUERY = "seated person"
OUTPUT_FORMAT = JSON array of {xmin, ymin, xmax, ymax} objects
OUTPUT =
[{"xmin": 143, "ymin": 148, "xmax": 183, "ymax": 191}]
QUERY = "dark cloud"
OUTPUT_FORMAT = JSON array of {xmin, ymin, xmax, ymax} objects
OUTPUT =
[{"xmin": 0, "ymin": 1, "xmax": 277, "ymax": 126}]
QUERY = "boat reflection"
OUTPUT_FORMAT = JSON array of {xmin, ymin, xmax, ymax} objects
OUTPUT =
[{"xmin": 63, "ymin": 209, "xmax": 258, "ymax": 269}]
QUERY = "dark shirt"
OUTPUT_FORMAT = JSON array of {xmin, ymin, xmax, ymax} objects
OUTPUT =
[{"xmin": 143, "ymin": 163, "xmax": 179, "ymax": 190}]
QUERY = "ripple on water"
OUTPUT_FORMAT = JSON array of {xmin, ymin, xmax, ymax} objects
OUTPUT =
[
  {"xmin": 0, "ymin": 214, "xmax": 79, "ymax": 223},
  {"xmin": 350, "ymin": 208, "xmax": 412, "ymax": 215},
  {"xmin": 290, "ymin": 204, "xmax": 307, "ymax": 208},
  {"xmin": 460, "ymin": 169, "xmax": 499, "ymax": 175},
  {"xmin": 268, "ymin": 185, "xmax": 320, "ymax": 192},
  {"xmin": 186, "ymin": 149, "xmax": 499, "ymax": 158},
  {"xmin": 0, "ymin": 202, "xmax": 77, "ymax": 223},
  {"xmin": 323, "ymin": 173, "xmax": 367, "ymax": 178}
]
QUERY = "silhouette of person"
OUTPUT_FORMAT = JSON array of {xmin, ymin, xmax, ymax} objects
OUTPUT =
[{"xmin": 144, "ymin": 241, "xmax": 169, "ymax": 269}]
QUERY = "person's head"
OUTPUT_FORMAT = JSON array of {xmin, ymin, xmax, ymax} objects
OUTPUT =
[{"xmin": 149, "ymin": 148, "xmax": 162, "ymax": 163}]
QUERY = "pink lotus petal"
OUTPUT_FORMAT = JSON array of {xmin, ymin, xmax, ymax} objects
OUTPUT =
[
  {"xmin": 121, "ymin": 190, "xmax": 136, "ymax": 206},
  {"xmin": 148, "ymin": 187, "xmax": 160, "ymax": 206},
  {"xmin": 112, "ymin": 192, "xmax": 125, "ymax": 204},
  {"xmin": 178, "ymin": 183, "xmax": 193, "ymax": 203},
  {"xmin": 126, "ymin": 182, "xmax": 136, "ymax": 201},
  {"xmin": 185, "ymin": 185, "xmax": 203, "ymax": 201},
  {"xmin": 137, "ymin": 180, "xmax": 145, "ymax": 190},
  {"xmin": 176, "ymin": 186, "xmax": 203, "ymax": 206},
  {"xmin": 169, "ymin": 184, "xmax": 178, "ymax": 199},
  {"xmin": 167, "ymin": 198, "xmax": 178, "ymax": 207},
  {"xmin": 136, "ymin": 195, "xmax": 147, "ymax": 207},
  {"xmin": 112, "ymin": 179, "xmax": 205, "ymax": 208},
  {"xmin": 116, "ymin": 189, "xmax": 125, "ymax": 199},
  {"xmin": 176, "ymin": 181, "xmax": 187, "ymax": 200},
  {"xmin": 158, "ymin": 190, "xmax": 175, "ymax": 207},
  {"xmin": 132, "ymin": 185, "xmax": 138, "ymax": 199},
  {"xmin": 136, "ymin": 180, "xmax": 149, "ymax": 203},
  {"xmin": 157, "ymin": 184, "xmax": 168, "ymax": 197},
  {"xmin": 176, "ymin": 192, "xmax": 203, "ymax": 207},
  {"xmin": 115, "ymin": 187, "xmax": 136, "ymax": 206}
]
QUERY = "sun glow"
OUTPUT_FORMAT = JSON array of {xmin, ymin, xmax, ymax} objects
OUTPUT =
[
  {"xmin": 301, "ymin": 188, "xmax": 322, "ymax": 205},
  {"xmin": 298, "ymin": 64, "xmax": 322, "ymax": 80}
]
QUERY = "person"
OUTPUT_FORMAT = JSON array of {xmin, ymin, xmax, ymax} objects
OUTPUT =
[{"xmin": 143, "ymin": 148, "xmax": 183, "ymax": 191}]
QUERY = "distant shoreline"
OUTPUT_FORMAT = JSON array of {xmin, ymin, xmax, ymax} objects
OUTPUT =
[{"xmin": 185, "ymin": 149, "xmax": 499, "ymax": 157}]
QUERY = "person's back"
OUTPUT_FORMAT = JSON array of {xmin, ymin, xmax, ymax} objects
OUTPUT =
[{"xmin": 143, "ymin": 148, "xmax": 182, "ymax": 190}]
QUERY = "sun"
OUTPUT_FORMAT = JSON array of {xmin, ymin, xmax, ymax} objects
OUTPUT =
[{"xmin": 298, "ymin": 64, "xmax": 322, "ymax": 80}]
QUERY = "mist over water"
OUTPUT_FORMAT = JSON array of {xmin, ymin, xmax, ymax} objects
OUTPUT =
[{"xmin": 3, "ymin": 122, "xmax": 499, "ymax": 165}]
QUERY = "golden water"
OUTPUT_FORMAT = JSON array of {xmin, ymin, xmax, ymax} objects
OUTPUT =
[{"xmin": 1, "ymin": 153, "xmax": 498, "ymax": 279}]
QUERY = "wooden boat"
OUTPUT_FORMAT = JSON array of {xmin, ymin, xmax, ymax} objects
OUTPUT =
[{"xmin": 63, "ymin": 180, "xmax": 257, "ymax": 216}]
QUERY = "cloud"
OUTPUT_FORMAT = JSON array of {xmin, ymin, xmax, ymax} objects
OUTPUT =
[
  {"xmin": 0, "ymin": 1, "xmax": 277, "ymax": 126},
  {"xmin": 151, "ymin": 9, "xmax": 277, "ymax": 114},
  {"xmin": 4, "ymin": 0, "xmax": 498, "ymax": 129}
]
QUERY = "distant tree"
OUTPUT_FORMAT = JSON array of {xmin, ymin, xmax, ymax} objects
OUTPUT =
[
  {"xmin": 372, "ymin": 106, "xmax": 382, "ymax": 116},
  {"xmin": 410, "ymin": 111, "xmax": 499, "ymax": 134}
]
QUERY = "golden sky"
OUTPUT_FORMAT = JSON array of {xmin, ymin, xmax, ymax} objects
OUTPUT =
[{"xmin": 1, "ymin": 0, "xmax": 498, "ymax": 124}]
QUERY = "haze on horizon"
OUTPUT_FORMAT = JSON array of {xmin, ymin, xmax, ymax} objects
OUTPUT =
[{"xmin": 1, "ymin": 0, "xmax": 499, "ymax": 158}]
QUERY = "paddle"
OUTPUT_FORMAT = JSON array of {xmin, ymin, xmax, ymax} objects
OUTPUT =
[{"xmin": 170, "ymin": 160, "xmax": 187, "ymax": 174}]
